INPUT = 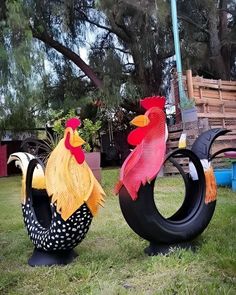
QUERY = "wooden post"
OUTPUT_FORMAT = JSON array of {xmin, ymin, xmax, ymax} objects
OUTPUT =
[
  {"xmin": 172, "ymin": 72, "xmax": 182, "ymax": 124},
  {"xmin": 198, "ymin": 118, "xmax": 209, "ymax": 133},
  {"xmin": 186, "ymin": 69, "xmax": 194, "ymax": 99}
]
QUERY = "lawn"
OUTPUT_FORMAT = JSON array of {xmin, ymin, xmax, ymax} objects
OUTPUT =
[{"xmin": 0, "ymin": 169, "xmax": 235, "ymax": 295}]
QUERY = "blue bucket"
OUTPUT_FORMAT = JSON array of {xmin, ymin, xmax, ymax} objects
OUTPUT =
[{"xmin": 214, "ymin": 168, "xmax": 232, "ymax": 187}]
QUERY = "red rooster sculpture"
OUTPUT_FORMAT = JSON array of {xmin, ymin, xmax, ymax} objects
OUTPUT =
[
  {"xmin": 115, "ymin": 96, "xmax": 167, "ymax": 200},
  {"xmin": 117, "ymin": 96, "xmax": 234, "ymax": 255}
]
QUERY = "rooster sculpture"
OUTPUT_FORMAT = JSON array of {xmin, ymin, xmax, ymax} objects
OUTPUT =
[
  {"xmin": 8, "ymin": 118, "xmax": 105, "ymax": 266},
  {"xmin": 115, "ymin": 96, "xmax": 167, "ymax": 199},
  {"xmin": 116, "ymin": 96, "xmax": 232, "ymax": 255}
]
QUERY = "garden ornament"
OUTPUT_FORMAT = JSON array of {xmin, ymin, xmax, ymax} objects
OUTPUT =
[
  {"xmin": 116, "ymin": 96, "xmax": 234, "ymax": 255},
  {"xmin": 8, "ymin": 118, "xmax": 105, "ymax": 266},
  {"xmin": 8, "ymin": 100, "xmax": 236, "ymax": 263}
]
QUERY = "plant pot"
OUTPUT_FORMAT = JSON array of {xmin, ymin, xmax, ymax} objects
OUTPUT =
[
  {"xmin": 85, "ymin": 152, "xmax": 101, "ymax": 182},
  {"xmin": 214, "ymin": 168, "xmax": 232, "ymax": 187},
  {"xmin": 181, "ymin": 107, "xmax": 198, "ymax": 123}
]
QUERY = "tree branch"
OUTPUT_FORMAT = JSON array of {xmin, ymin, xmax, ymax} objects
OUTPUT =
[
  {"xmin": 111, "ymin": 11, "xmax": 133, "ymax": 42},
  {"xmin": 75, "ymin": 8, "xmax": 114, "ymax": 34},
  {"xmin": 218, "ymin": 8, "xmax": 236, "ymax": 17},
  {"xmin": 92, "ymin": 45, "xmax": 130, "ymax": 55},
  {"xmin": 75, "ymin": 7, "xmax": 131, "ymax": 43},
  {"xmin": 158, "ymin": 48, "xmax": 175, "ymax": 60},
  {"xmin": 100, "ymin": 31, "xmax": 111, "ymax": 49},
  {"xmin": 178, "ymin": 15, "xmax": 209, "ymax": 35},
  {"xmin": 31, "ymin": 26, "xmax": 103, "ymax": 89},
  {"xmin": 124, "ymin": 62, "xmax": 135, "ymax": 66}
]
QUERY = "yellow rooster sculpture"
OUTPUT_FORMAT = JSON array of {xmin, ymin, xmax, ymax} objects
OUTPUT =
[
  {"xmin": 45, "ymin": 117, "xmax": 105, "ymax": 220},
  {"xmin": 8, "ymin": 117, "xmax": 105, "ymax": 266}
]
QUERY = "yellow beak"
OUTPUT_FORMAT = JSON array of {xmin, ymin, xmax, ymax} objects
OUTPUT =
[
  {"xmin": 130, "ymin": 115, "xmax": 150, "ymax": 127},
  {"xmin": 69, "ymin": 130, "xmax": 85, "ymax": 147}
]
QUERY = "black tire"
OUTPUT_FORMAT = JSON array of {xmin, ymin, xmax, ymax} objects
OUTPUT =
[
  {"xmin": 119, "ymin": 129, "xmax": 228, "ymax": 244},
  {"xmin": 210, "ymin": 147, "xmax": 236, "ymax": 161},
  {"xmin": 191, "ymin": 128, "xmax": 229, "ymax": 160},
  {"xmin": 190, "ymin": 128, "xmax": 232, "ymax": 226},
  {"xmin": 23, "ymin": 159, "xmax": 93, "ymax": 251},
  {"xmin": 119, "ymin": 149, "xmax": 208, "ymax": 244}
]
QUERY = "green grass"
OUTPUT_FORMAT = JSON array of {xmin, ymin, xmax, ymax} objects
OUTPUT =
[{"xmin": 0, "ymin": 170, "xmax": 236, "ymax": 295}]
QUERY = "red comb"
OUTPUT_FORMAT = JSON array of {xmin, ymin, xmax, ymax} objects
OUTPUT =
[
  {"xmin": 140, "ymin": 96, "xmax": 166, "ymax": 110},
  {"xmin": 66, "ymin": 117, "xmax": 81, "ymax": 129}
]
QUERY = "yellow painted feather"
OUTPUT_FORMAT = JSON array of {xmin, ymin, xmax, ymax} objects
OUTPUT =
[
  {"xmin": 86, "ymin": 177, "xmax": 105, "ymax": 215},
  {"xmin": 45, "ymin": 139, "xmax": 105, "ymax": 220}
]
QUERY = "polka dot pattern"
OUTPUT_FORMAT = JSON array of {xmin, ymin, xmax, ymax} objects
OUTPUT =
[{"xmin": 22, "ymin": 199, "xmax": 93, "ymax": 252}]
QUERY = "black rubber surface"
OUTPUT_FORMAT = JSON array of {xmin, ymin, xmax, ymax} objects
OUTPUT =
[
  {"xmin": 23, "ymin": 158, "xmax": 93, "ymax": 265},
  {"xmin": 119, "ymin": 149, "xmax": 207, "ymax": 244},
  {"xmin": 28, "ymin": 248, "xmax": 78, "ymax": 267},
  {"xmin": 191, "ymin": 128, "xmax": 229, "ymax": 160},
  {"xmin": 119, "ymin": 129, "xmax": 229, "ymax": 245}
]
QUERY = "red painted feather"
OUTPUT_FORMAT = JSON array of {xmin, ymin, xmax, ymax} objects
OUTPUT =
[
  {"xmin": 140, "ymin": 96, "xmax": 166, "ymax": 110},
  {"xmin": 66, "ymin": 117, "xmax": 81, "ymax": 130},
  {"xmin": 119, "ymin": 106, "xmax": 166, "ymax": 200}
]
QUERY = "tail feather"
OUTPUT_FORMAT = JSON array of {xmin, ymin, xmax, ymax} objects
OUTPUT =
[
  {"xmin": 7, "ymin": 152, "xmax": 45, "ymax": 203},
  {"xmin": 114, "ymin": 180, "xmax": 123, "ymax": 195},
  {"xmin": 86, "ymin": 178, "xmax": 105, "ymax": 216},
  {"xmin": 204, "ymin": 166, "xmax": 217, "ymax": 204}
]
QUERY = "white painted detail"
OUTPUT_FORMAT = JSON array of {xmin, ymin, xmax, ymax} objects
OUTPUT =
[{"xmin": 189, "ymin": 159, "xmax": 210, "ymax": 180}]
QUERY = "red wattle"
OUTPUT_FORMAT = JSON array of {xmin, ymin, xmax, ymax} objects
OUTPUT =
[
  {"xmin": 128, "ymin": 126, "xmax": 149, "ymax": 146},
  {"xmin": 64, "ymin": 132, "xmax": 85, "ymax": 164},
  {"xmin": 71, "ymin": 147, "xmax": 85, "ymax": 164}
]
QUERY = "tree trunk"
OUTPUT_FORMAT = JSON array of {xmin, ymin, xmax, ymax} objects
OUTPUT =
[
  {"xmin": 130, "ymin": 43, "xmax": 150, "ymax": 96},
  {"xmin": 105, "ymin": 5, "xmax": 163, "ymax": 96},
  {"xmin": 129, "ymin": 42, "xmax": 162, "ymax": 96},
  {"xmin": 219, "ymin": 0, "xmax": 231, "ymax": 79},
  {"xmin": 208, "ymin": 4, "xmax": 229, "ymax": 80}
]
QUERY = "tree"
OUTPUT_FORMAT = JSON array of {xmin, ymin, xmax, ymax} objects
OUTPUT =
[
  {"xmin": 178, "ymin": 0, "xmax": 236, "ymax": 80},
  {"xmin": 0, "ymin": 82, "xmax": 48, "ymax": 134},
  {"xmin": 1, "ymin": 0, "xmax": 236, "ymax": 133},
  {"xmin": 0, "ymin": 0, "xmax": 48, "ymax": 132},
  {"xmin": 0, "ymin": 0, "xmax": 102, "ymax": 132},
  {"xmin": 28, "ymin": 0, "xmax": 103, "ymax": 88},
  {"xmin": 93, "ymin": 0, "xmax": 174, "ymax": 96},
  {"xmin": 0, "ymin": 0, "xmax": 173, "ymax": 130}
]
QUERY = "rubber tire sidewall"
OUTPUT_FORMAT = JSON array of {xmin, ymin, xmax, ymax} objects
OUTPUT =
[{"xmin": 119, "ymin": 149, "xmax": 216, "ymax": 244}]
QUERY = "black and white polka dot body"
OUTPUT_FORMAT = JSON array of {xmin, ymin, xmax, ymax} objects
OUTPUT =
[{"xmin": 22, "ymin": 196, "xmax": 93, "ymax": 252}]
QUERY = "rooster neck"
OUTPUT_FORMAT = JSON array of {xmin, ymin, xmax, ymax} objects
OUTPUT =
[
  {"xmin": 64, "ymin": 131, "xmax": 71, "ymax": 150},
  {"xmin": 145, "ymin": 108, "xmax": 166, "ymax": 136}
]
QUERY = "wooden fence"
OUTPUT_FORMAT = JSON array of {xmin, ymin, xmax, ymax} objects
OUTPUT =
[
  {"xmin": 185, "ymin": 71, "xmax": 236, "ymax": 136},
  {"xmin": 165, "ymin": 71, "xmax": 236, "ymax": 174}
]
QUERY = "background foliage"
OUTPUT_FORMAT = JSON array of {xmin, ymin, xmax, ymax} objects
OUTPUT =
[{"xmin": 0, "ymin": 0, "xmax": 236, "ymax": 132}]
